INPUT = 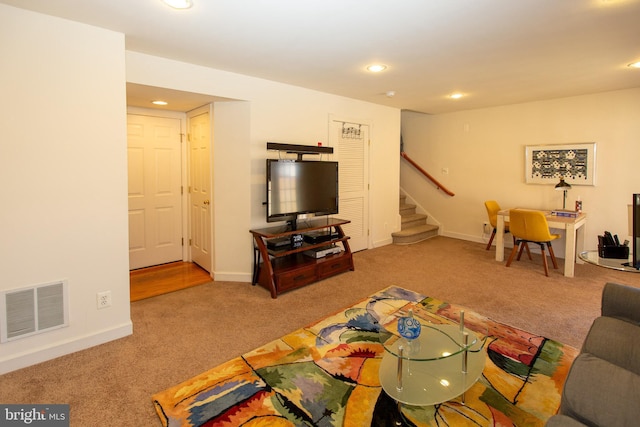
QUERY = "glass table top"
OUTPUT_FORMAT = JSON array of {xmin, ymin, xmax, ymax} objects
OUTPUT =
[
  {"xmin": 579, "ymin": 250, "xmax": 640, "ymax": 273},
  {"xmin": 380, "ymin": 317, "xmax": 482, "ymax": 361},
  {"xmin": 377, "ymin": 308, "xmax": 488, "ymax": 406}
]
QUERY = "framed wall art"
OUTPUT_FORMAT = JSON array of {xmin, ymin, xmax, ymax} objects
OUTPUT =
[{"xmin": 525, "ymin": 142, "xmax": 596, "ymax": 185}]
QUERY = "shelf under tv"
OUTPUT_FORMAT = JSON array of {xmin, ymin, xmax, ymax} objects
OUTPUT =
[{"xmin": 250, "ymin": 217, "xmax": 354, "ymax": 298}]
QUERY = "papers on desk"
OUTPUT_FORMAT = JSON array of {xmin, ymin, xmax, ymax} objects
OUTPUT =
[{"xmin": 551, "ymin": 209, "xmax": 579, "ymax": 218}]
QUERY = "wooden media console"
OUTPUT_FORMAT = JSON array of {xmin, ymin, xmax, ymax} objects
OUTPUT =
[{"xmin": 250, "ymin": 217, "xmax": 354, "ymax": 298}]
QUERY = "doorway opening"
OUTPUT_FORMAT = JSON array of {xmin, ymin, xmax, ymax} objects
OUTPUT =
[
  {"xmin": 130, "ymin": 261, "xmax": 210, "ymax": 302},
  {"xmin": 126, "ymin": 83, "xmax": 222, "ymax": 299}
]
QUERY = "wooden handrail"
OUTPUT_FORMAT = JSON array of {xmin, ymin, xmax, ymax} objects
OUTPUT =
[{"xmin": 401, "ymin": 151, "xmax": 455, "ymax": 197}]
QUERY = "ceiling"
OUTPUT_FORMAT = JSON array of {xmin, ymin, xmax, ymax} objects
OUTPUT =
[
  {"xmin": 125, "ymin": 83, "xmax": 230, "ymax": 112},
  {"xmin": 4, "ymin": 0, "xmax": 640, "ymax": 114}
]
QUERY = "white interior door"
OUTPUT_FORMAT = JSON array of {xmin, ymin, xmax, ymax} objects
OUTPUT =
[
  {"xmin": 188, "ymin": 108, "xmax": 212, "ymax": 272},
  {"xmin": 331, "ymin": 119, "xmax": 370, "ymax": 252},
  {"xmin": 127, "ymin": 114, "xmax": 183, "ymax": 269}
]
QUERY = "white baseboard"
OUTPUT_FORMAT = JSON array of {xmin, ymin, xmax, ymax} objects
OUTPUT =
[
  {"xmin": 0, "ymin": 321, "xmax": 132, "ymax": 375},
  {"xmin": 441, "ymin": 230, "xmax": 486, "ymax": 243},
  {"xmin": 373, "ymin": 237, "xmax": 393, "ymax": 248},
  {"xmin": 213, "ymin": 271, "xmax": 252, "ymax": 282}
]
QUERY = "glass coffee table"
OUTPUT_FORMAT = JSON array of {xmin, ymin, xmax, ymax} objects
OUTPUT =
[
  {"xmin": 579, "ymin": 250, "xmax": 640, "ymax": 273},
  {"xmin": 379, "ymin": 311, "xmax": 487, "ymax": 407}
]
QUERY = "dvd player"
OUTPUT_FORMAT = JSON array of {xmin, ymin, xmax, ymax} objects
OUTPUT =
[
  {"xmin": 303, "ymin": 245, "xmax": 343, "ymax": 259},
  {"xmin": 303, "ymin": 230, "xmax": 339, "ymax": 244},
  {"xmin": 266, "ymin": 236, "xmax": 291, "ymax": 250}
]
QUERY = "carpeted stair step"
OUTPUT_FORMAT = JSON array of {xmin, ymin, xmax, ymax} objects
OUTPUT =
[
  {"xmin": 399, "ymin": 203, "xmax": 416, "ymax": 216},
  {"xmin": 395, "ymin": 193, "xmax": 439, "ymax": 244},
  {"xmin": 400, "ymin": 213, "xmax": 428, "ymax": 230},
  {"xmin": 392, "ymin": 224, "xmax": 439, "ymax": 245}
]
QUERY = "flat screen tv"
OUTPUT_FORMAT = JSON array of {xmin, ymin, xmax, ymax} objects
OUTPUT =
[
  {"xmin": 266, "ymin": 159, "xmax": 339, "ymax": 229},
  {"xmin": 632, "ymin": 193, "xmax": 640, "ymax": 269}
]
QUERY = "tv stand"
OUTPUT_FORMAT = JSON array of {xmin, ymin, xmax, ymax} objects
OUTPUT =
[{"xmin": 250, "ymin": 218, "xmax": 354, "ymax": 298}]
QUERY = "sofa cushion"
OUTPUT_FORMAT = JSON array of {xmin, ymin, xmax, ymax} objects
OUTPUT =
[
  {"xmin": 560, "ymin": 353, "xmax": 640, "ymax": 427},
  {"xmin": 582, "ymin": 316, "xmax": 640, "ymax": 375},
  {"xmin": 601, "ymin": 282, "xmax": 640, "ymax": 324},
  {"xmin": 545, "ymin": 414, "xmax": 588, "ymax": 427}
]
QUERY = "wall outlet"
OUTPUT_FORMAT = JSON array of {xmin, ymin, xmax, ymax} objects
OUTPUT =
[
  {"xmin": 483, "ymin": 222, "xmax": 492, "ymax": 234},
  {"xmin": 97, "ymin": 291, "xmax": 112, "ymax": 309}
]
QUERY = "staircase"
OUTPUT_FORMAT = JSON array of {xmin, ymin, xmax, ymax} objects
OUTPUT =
[{"xmin": 392, "ymin": 194, "xmax": 439, "ymax": 245}]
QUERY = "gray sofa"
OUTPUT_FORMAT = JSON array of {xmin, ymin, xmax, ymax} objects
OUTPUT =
[{"xmin": 546, "ymin": 282, "xmax": 640, "ymax": 427}]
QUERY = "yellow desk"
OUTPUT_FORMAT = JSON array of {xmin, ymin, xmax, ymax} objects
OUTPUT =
[{"xmin": 495, "ymin": 209, "xmax": 587, "ymax": 277}]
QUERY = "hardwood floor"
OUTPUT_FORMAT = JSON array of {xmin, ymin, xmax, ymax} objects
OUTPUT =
[{"xmin": 130, "ymin": 261, "xmax": 211, "ymax": 302}]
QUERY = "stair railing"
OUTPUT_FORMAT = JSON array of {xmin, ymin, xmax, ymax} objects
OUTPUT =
[{"xmin": 401, "ymin": 151, "xmax": 455, "ymax": 197}]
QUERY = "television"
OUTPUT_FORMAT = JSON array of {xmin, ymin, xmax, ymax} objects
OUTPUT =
[
  {"xmin": 631, "ymin": 194, "xmax": 640, "ymax": 269},
  {"xmin": 266, "ymin": 159, "xmax": 339, "ymax": 230}
]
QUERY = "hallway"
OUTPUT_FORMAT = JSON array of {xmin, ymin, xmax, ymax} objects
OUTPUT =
[{"xmin": 130, "ymin": 262, "xmax": 211, "ymax": 301}]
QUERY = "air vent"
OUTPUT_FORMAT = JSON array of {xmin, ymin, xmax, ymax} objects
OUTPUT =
[{"xmin": 1, "ymin": 280, "xmax": 69, "ymax": 343}]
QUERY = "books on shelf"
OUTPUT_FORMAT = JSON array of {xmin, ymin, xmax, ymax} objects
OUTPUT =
[{"xmin": 551, "ymin": 209, "xmax": 579, "ymax": 218}]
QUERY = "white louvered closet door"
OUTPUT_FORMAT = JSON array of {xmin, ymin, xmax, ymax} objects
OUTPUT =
[{"xmin": 331, "ymin": 120, "xmax": 369, "ymax": 252}]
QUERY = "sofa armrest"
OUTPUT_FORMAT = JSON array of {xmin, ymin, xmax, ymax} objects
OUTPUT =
[
  {"xmin": 558, "ymin": 353, "xmax": 640, "ymax": 427},
  {"xmin": 582, "ymin": 316, "xmax": 640, "ymax": 375},
  {"xmin": 601, "ymin": 282, "xmax": 640, "ymax": 324}
]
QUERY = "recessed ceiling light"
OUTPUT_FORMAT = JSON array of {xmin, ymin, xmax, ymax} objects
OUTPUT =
[
  {"xmin": 449, "ymin": 93, "xmax": 464, "ymax": 99},
  {"xmin": 367, "ymin": 64, "xmax": 387, "ymax": 73},
  {"xmin": 152, "ymin": 100, "xmax": 168, "ymax": 106},
  {"xmin": 628, "ymin": 61, "xmax": 640, "ymax": 69},
  {"xmin": 162, "ymin": 0, "xmax": 192, "ymax": 9}
]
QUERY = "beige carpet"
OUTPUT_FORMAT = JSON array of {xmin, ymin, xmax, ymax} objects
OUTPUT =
[{"xmin": 1, "ymin": 237, "xmax": 639, "ymax": 426}]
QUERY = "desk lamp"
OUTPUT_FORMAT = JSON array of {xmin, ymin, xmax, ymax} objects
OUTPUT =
[{"xmin": 555, "ymin": 178, "xmax": 572, "ymax": 209}]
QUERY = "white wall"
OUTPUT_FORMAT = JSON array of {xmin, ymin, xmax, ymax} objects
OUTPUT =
[
  {"xmin": 401, "ymin": 88, "xmax": 640, "ymax": 258},
  {"xmin": 126, "ymin": 52, "xmax": 402, "ymax": 281},
  {"xmin": 0, "ymin": 5, "xmax": 132, "ymax": 373},
  {"xmin": 212, "ymin": 100, "xmax": 251, "ymax": 280},
  {"xmin": 0, "ymin": 5, "xmax": 401, "ymax": 372}
]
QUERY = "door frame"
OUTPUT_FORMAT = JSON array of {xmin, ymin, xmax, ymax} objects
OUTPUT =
[{"xmin": 127, "ymin": 106, "xmax": 189, "ymax": 264}]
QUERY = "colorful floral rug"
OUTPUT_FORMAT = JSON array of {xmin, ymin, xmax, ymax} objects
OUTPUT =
[{"xmin": 152, "ymin": 286, "xmax": 577, "ymax": 426}]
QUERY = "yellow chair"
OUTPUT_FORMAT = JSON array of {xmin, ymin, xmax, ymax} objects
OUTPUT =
[
  {"xmin": 506, "ymin": 209, "xmax": 561, "ymax": 276},
  {"xmin": 484, "ymin": 201, "xmax": 528, "ymax": 257}
]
